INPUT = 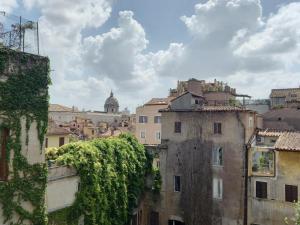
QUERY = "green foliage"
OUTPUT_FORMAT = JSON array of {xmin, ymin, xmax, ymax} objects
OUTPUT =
[
  {"xmin": 46, "ymin": 133, "xmax": 153, "ymax": 225},
  {"xmin": 285, "ymin": 202, "xmax": 300, "ymax": 225},
  {"xmin": 152, "ymin": 168, "xmax": 162, "ymax": 194},
  {"xmin": 48, "ymin": 207, "xmax": 78, "ymax": 225},
  {"xmin": 0, "ymin": 47, "xmax": 50, "ymax": 225}
]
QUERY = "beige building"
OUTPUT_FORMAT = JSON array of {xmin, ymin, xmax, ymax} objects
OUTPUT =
[
  {"xmin": 46, "ymin": 121, "xmax": 71, "ymax": 148},
  {"xmin": 137, "ymin": 91, "xmax": 258, "ymax": 225},
  {"xmin": 270, "ymin": 88, "xmax": 300, "ymax": 108},
  {"xmin": 135, "ymin": 98, "xmax": 172, "ymax": 145},
  {"xmin": 248, "ymin": 130, "xmax": 300, "ymax": 225}
]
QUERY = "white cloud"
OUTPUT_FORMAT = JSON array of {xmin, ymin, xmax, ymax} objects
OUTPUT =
[
  {"xmin": 12, "ymin": 0, "xmax": 300, "ymax": 110},
  {"xmin": 0, "ymin": 0, "xmax": 18, "ymax": 13}
]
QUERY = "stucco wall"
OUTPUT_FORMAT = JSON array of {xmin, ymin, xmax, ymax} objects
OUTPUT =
[
  {"xmin": 248, "ymin": 151, "xmax": 300, "ymax": 225},
  {"xmin": 145, "ymin": 110, "xmax": 255, "ymax": 225},
  {"xmin": 46, "ymin": 135, "xmax": 70, "ymax": 148},
  {"xmin": 47, "ymin": 166, "xmax": 79, "ymax": 213},
  {"xmin": 135, "ymin": 104, "xmax": 167, "ymax": 145}
]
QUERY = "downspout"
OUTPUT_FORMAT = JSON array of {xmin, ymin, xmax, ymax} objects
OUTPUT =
[{"xmin": 235, "ymin": 112, "xmax": 248, "ymax": 225}]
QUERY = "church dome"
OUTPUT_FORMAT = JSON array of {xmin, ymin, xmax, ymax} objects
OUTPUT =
[{"xmin": 104, "ymin": 91, "xmax": 119, "ymax": 113}]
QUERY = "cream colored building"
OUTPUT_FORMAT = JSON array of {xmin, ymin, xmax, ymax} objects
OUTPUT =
[
  {"xmin": 46, "ymin": 121, "xmax": 71, "ymax": 148},
  {"xmin": 135, "ymin": 98, "xmax": 172, "ymax": 145}
]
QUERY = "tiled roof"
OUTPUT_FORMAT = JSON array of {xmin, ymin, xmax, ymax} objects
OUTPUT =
[
  {"xmin": 47, "ymin": 121, "xmax": 71, "ymax": 135},
  {"xmin": 49, "ymin": 104, "xmax": 73, "ymax": 112},
  {"xmin": 145, "ymin": 97, "xmax": 174, "ymax": 105},
  {"xmin": 270, "ymin": 88, "xmax": 300, "ymax": 98},
  {"xmin": 160, "ymin": 105, "xmax": 253, "ymax": 112},
  {"xmin": 274, "ymin": 132, "xmax": 300, "ymax": 151},
  {"xmin": 257, "ymin": 130, "xmax": 283, "ymax": 137},
  {"xmin": 170, "ymin": 91, "xmax": 204, "ymax": 102}
]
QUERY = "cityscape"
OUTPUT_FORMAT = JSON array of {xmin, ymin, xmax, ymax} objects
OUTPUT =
[{"xmin": 1, "ymin": 1, "xmax": 300, "ymax": 225}]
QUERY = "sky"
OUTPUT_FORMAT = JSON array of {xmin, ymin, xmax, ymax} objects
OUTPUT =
[{"xmin": 1, "ymin": 0, "xmax": 300, "ymax": 112}]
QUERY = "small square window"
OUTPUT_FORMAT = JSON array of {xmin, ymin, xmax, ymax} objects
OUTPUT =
[
  {"xmin": 174, "ymin": 122, "xmax": 181, "ymax": 133},
  {"xmin": 154, "ymin": 116, "xmax": 161, "ymax": 123},
  {"xmin": 256, "ymin": 181, "xmax": 267, "ymax": 199},
  {"xmin": 139, "ymin": 116, "xmax": 148, "ymax": 123},
  {"xmin": 214, "ymin": 122, "xmax": 222, "ymax": 134},
  {"xmin": 174, "ymin": 175, "xmax": 181, "ymax": 192},
  {"xmin": 140, "ymin": 131, "xmax": 146, "ymax": 139}
]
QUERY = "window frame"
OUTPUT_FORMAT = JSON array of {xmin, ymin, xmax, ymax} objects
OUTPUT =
[
  {"xmin": 174, "ymin": 121, "xmax": 181, "ymax": 133},
  {"xmin": 213, "ymin": 178, "xmax": 223, "ymax": 200},
  {"xmin": 140, "ymin": 131, "xmax": 146, "ymax": 139},
  {"xmin": 285, "ymin": 184, "xmax": 298, "ymax": 203},
  {"xmin": 138, "ymin": 116, "xmax": 148, "ymax": 124},
  {"xmin": 213, "ymin": 122, "xmax": 222, "ymax": 134},
  {"xmin": 59, "ymin": 137, "xmax": 65, "ymax": 147},
  {"xmin": 256, "ymin": 181, "xmax": 268, "ymax": 199},
  {"xmin": 212, "ymin": 146, "xmax": 223, "ymax": 166},
  {"xmin": 155, "ymin": 131, "xmax": 161, "ymax": 141},
  {"xmin": 174, "ymin": 175, "xmax": 181, "ymax": 192},
  {"xmin": 154, "ymin": 116, "xmax": 161, "ymax": 124}
]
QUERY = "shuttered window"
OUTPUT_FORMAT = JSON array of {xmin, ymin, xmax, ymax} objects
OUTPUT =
[
  {"xmin": 150, "ymin": 211, "xmax": 159, "ymax": 225},
  {"xmin": 285, "ymin": 185, "xmax": 298, "ymax": 202},
  {"xmin": 256, "ymin": 181, "xmax": 267, "ymax": 199},
  {"xmin": 59, "ymin": 137, "xmax": 65, "ymax": 147},
  {"xmin": 214, "ymin": 122, "xmax": 222, "ymax": 134},
  {"xmin": 174, "ymin": 122, "xmax": 181, "ymax": 133},
  {"xmin": 0, "ymin": 128, "xmax": 9, "ymax": 181}
]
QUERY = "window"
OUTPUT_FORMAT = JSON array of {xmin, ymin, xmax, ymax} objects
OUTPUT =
[
  {"xmin": 285, "ymin": 185, "xmax": 298, "ymax": 202},
  {"xmin": 195, "ymin": 99, "xmax": 199, "ymax": 104},
  {"xmin": 174, "ymin": 122, "xmax": 181, "ymax": 133},
  {"xmin": 0, "ymin": 128, "xmax": 9, "ymax": 181},
  {"xmin": 150, "ymin": 211, "xmax": 159, "ymax": 225},
  {"xmin": 168, "ymin": 220, "xmax": 185, "ymax": 225},
  {"xmin": 92, "ymin": 129, "xmax": 94, "ymax": 135},
  {"xmin": 140, "ymin": 131, "xmax": 146, "ymax": 139},
  {"xmin": 213, "ymin": 178, "xmax": 223, "ymax": 199},
  {"xmin": 155, "ymin": 131, "xmax": 161, "ymax": 141},
  {"xmin": 139, "ymin": 116, "xmax": 148, "ymax": 123},
  {"xmin": 214, "ymin": 122, "xmax": 222, "ymax": 134},
  {"xmin": 249, "ymin": 116, "xmax": 253, "ymax": 128},
  {"xmin": 174, "ymin": 175, "xmax": 181, "ymax": 192},
  {"xmin": 212, "ymin": 147, "xmax": 223, "ymax": 166},
  {"xmin": 256, "ymin": 181, "xmax": 267, "ymax": 199},
  {"xmin": 45, "ymin": 138, "xmax": 48, "ymax": 148},
  {"xmin": 251, "ymin": 150, "xmax": 274, "ymax": 176},
  {"xmin": 59, "ymin": 137, "xmax": 65, "ymax": 147},
  {"xmin": 154, "ymin": 116, "xmax": 161, "ymax": 124}
]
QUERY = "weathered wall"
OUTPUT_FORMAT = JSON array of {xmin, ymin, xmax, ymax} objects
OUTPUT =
[
  {"xmin": 248, "ymin": 151, "xmax": 300, "ymax": 225},
  {"xmin": 149, "ymin": 110, "xmax": 253, "ymax": 225},
  {"xmin": 47, "ymin": 166, "xmax": 79, "ymax": 213}
]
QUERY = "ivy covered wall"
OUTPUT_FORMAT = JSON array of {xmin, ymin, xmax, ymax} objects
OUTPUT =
[
  {"xmin": 46, "ymin": 134, "xmax": 155, "ymax": 225},
  {"xmin": 0, "ymin": 47, "xmax": 50, "ymax": 225}
]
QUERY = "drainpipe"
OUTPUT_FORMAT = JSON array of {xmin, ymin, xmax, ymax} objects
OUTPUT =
[{"xmin": 235, "ymin": 112, "xmax": 248, "ymax": 225}]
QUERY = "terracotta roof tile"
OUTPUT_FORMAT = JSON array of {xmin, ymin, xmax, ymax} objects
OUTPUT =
[
  {"xmin": 145, "ymin": 97, "xmax": 174, "ymax": 105},
  {"xmin": 47, "ymin": 121, "xmax": 71, "ymax": 135},
  {"xmin": 274, "ymin": 132, "xmax": 300, "ymax": 151},
  {"xmin": 160, "ymin": 105, "xmax": 253, "ymax": 112}
]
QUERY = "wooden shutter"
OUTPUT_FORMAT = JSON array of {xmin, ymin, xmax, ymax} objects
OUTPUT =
[
  {"xmin": 0, "ymin": 128, "xmax": 9, "ymax": 181},
  {"xmin": 150, "ymin": 211, "xmax": 159, "ymax": 225},
  {"xmin": 256, "ymin": 181, "xmax": 267, "ymax": 199},
  {"xmin": 59, "ymin": 137, "xmax": 65, "ymax": 147},
  {"xmin": 286, "ymin": 185, "xmax": 298, "ymax": 202}
]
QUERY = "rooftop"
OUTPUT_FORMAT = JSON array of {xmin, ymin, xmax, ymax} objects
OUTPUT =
[
  {"xmin": 145, "ymin": 97, "xmax": 174, "ymax": 106},
  {"xmin": 160, "ymin": 105, "xmax": 254, "ymax": 113},
  {"xmin": 270, "ymin": 88, "xmax": 300, "ymax": 98},
  {"xmin": 47, "ymin": 121, "xmax": 71, "ymax": 136},
  {"xmin": 49, "ymin": 104, "xmax": 73, "ymax": 112}
]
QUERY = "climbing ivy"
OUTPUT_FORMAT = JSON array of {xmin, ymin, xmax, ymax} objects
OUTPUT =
[
  {"xmin": 0, "ymin": 47, "xmax": 50, "ymax": 225},
  {"xmin": 46, "ymin": 133, "xmax": 154, "ymax": 225}
]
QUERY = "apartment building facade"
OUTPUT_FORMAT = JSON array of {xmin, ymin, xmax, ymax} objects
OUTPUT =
[
  {"xmin": 138, "ymin": 92, "xmax": 257, "ymax": 225},
  {"xmin": 136, "ymin": 98, "xmax": 172, "ymax": 145}
]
